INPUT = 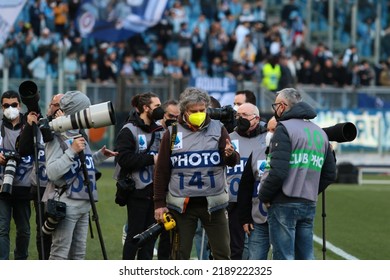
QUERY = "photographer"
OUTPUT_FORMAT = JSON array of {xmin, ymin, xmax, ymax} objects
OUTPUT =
[
  {"xmin": 17, "ymin": 93, "xmax": 64, "ymax": 260},
  {"xmin": 114, "ymin": 92, "xmax": 164, "ymax": 260},
  {"xmin": 42, "ymin": 91, "xmax": 117, "ymax": 260},
  {"xmin": 154, "ymin": 87, "xmax": 240, "ymax": 260},
  {"xmin": 226, "ymin": 103, "xmax": 267, "ymax": 260},
  {"xmin": 0, "ymin": 90, "xmax": 33, "ymax": 260}
]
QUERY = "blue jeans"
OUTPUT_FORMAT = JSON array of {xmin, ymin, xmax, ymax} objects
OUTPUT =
[
  {"xmin": 248, "ymin": 222, "xmax": 270, "ymax": 260},
  {"xmin": 0, "ymin": 198, "xmax": 31, "ymax": 260},
  {"xmin": 268, "ymin": 202, "xmax": 316, "ymax": 260}
]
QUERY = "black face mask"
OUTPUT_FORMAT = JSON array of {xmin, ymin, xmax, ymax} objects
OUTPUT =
[
  {"xmin": 165, "ymin": 119, "xmax": 177, "ymax": 127},
  {"xmin": 151, "ymin": 106, "xmax": 165, "ymax": 121},
  {"xmin": 236, "ymin": 117, "xmax": 251, "ymax": 132}
]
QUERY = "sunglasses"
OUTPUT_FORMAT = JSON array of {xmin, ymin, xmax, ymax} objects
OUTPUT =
[{"xmin": 2, "ymin": 102, "xmax": 19, "ymax": 109}]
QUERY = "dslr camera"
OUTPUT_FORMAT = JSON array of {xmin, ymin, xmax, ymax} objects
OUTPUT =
[
  {"xmin": 0, "ymin": 151, "xmax": 20, "ymax": 195},
  {"xmin": 207, "ymin": 105, "xmax": 236, "ymax": 123},
  {"xmin": 132, "ymin": 213, "xmax": 176, "ymax": 247},
  {"xmin": 41, "ymin": 199, "xmax": 66, "ymax": 235}
]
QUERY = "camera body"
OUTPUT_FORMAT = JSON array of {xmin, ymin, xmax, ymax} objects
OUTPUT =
[
  {"xmin": 132, "ymin": 213, "xmax": 176, "ymax": 247},
  {"xmin": 0, "ymin": 151, "xmax": 20, "ymax": 195},
  {"xmin": 41, "ymin": 199, "xmax": 66, "ymax": 235},
  {"xmin": 207, "ymin": 105, "xmax": 236, "ymax": 123}
]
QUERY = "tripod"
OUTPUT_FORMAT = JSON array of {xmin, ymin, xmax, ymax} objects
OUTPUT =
[
  {"xmin": 32, "ymin": 123, "xmax": 46, "ymax": 260},
  {"xmin": 321, "ymin": 190, "xmax": 327, "ymax": 260},
  {"xmin": 78, "ymin": 150, "xmax": 108, "ymax": 260}
]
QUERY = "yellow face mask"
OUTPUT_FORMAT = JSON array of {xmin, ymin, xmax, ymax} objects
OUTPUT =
[{"xmin": 188, "ymin": 112, "xmax": 206, "ymax": 127}]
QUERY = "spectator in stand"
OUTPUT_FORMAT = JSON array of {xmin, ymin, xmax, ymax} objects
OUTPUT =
[
  {"xmin": 191, "ymin": 26, "xmax": 206, "ymax": 64},
  {"xmin": 379, "ymin": 61, "xmax": 390, "ymax": 86},
  {"xmin": 281, "ymin": 0, "xmax": 300, "ymax": 28},
  {"xmin": 261, "ymin": 55, "xmax": 281, "ymax": 92},
  {"xmin": 53, "ymin": 0, "xmax": 69, "ymax": 35},
  {"xmin": 209, "ymin": 56, "xmax": 226, "ymax": 78},
  {"xmin": 178, "ymin": 22, "xmax": 192, "ymax": 64},
  {"xmin": 322, "ymin": 58, "xmax": 336, "ymax": 86},
  {"xmin": 342, "ymin": 45, "xmax": 359, "ymax": 71},
  {"xmin": 63, "ymin": 49, "xmax": 79, "ymax": 82},
  {"xmin": 27, "ymin": 47, "xmax": 47, "ymax": 80},
  {"xmin": 333, "ymin": 56, "xmax": 349, "ymax": 87},
  {"xmin": 297, "ymin": 59, "xmax": 313, "ymax": 84},
  {"xmin": 357, "ymin": 60, "xmax": 374, "ymax": 86},
  {"xmin": 278, "ymin": 55, "xmax": 295, "ymax": 90},
  {"xmin": 312, "ymin": 62, "xmax": 324, "ymax": 86}
]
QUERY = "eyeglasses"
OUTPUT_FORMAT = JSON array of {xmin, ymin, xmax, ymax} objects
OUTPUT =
[
  {"xmin": 167, "ymin": 113, "xmax": 179, "ymax": 119},
  {"xmin": 2, "ymin": 102, "xmax": 19, "ymax": 109},
  {"xmin": 271, "ymin": 102, "xmax": 287, "ymax": 111}
]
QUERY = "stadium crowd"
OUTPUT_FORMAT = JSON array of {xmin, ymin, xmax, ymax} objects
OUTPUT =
[{"xmin": 1, "ymin": 0, "xmax": 390, "ymax": 90}]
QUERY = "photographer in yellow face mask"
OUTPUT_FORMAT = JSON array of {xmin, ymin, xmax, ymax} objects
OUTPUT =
[{"xmin": 153, "ymin": 87, "xmax": 240, "ymax": 260}]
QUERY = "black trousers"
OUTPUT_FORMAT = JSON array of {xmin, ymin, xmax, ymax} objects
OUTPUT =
[{"xmin": 123, "ymin": 194, "xmax": 156, "ymax": 260}]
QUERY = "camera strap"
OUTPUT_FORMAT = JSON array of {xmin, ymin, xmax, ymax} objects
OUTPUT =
[
  {"xmin": 54, "ymin": 185, "xmax": 67, "ymax": 200},
  {"xmin": 170, "ymin": 123, "xmax": 177, "ymax": 154}
]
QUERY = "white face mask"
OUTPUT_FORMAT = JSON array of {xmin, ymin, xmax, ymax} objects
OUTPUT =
[
  {"xmin": 265, "ymin": 131, "xmax": 274, "ymax": 147},
  {"xmin": 3, "ymin": 107, "xmax": 19, "ymax": 121}
]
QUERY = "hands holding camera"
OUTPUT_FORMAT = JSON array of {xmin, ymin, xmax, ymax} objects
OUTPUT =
[{"xmin": 71, "ymin": 137, "xmax": 87, "ymax": 153}]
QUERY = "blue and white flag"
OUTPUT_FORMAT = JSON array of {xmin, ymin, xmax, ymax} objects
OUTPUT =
[
  {"xmin": 0, "ymin": 0, "xmax": 26, "ymax": 47},
  {"xmin": 77, "ymin": 0, "xmax": 168, "ymax": 42}
]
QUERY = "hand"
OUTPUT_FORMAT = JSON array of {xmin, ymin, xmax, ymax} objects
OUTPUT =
[
  {"xmin": 27, "ymin": 111, "xmax": 39, "ymax": 126},
  {"xmin": 243, "ymin": 223, "xmax": 254, "ymax": 235},
  {"xmin": 154, "ymin": 207, "xmax": 169, "ymax": 223},
  {"xmin": 101, "ymin": 145, "xmax": 118, "ymax": 157},
  {"xmin": 54, "ymin": 109, "xmax": 64, "ymax": 119},
  {"xmin": 153, "ymin": 154, "xmax": 158, "ymax": 165},
  {"xmin": 0, "ymin": 153, "xmax": 6, "ymax": 166},
  {"xmin": 224, "ymin": 139, "xmax": 234, "ymax": 157},
  {"xmin": 71, "ymin": 137, "xmax": 86, "ymax": 153}
]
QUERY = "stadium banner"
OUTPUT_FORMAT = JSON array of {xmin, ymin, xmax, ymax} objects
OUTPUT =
[
  {"xmin": 77, "ymin": 0, "xmax": 168, "ymax": 42},
  {"xmin": 189, "ymin": 77, "xmax": 237, "ymax": 107},
  {"xmin": 314, "ymin": 109, "xmax": 390, "ymax": 152},
  {"xmin": 0, "ymin": 0, "xmax": 27, "ymax": 47}
]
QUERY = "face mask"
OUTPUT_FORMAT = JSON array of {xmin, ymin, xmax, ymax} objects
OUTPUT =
[
  {"xmin": 265, "ymin": 131, "xmax": 274, "ymax": 147},
  {"xmin": 236, "ymin": 117, "xmax": 251, "ymax": 132},
  {"xmin": 3, "ymin": 107, "xmax": 19, "ymax": 121},
  {"xmin": 165, "ymin": 119, "xmax": 177, "ymax": 127},
  {"xmin": 188, "ymin": 112, "xmax": 206, "ymax": 127},
  {"xmin": 151, "ymin": 106, "xmax": 165, "ymax": 121}
]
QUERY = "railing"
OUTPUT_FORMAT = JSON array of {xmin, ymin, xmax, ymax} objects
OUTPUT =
[{"xmin": 2, "ymin": 76, "xmax": 390, "ymax": 164}]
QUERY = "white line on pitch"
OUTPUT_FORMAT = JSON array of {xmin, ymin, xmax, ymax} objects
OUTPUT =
[{"xmin": 313, "ymin": 235, "xmax": 359, "ymax": 260}]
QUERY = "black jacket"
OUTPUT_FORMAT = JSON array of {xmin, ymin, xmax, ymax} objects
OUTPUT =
[
  {"xmin": 258, "ymin": 102, "xmax": 337, "ymax": 204},
  {"xmin": 115, "ymin": 110, "xmax": 163, "ymax": 175}
]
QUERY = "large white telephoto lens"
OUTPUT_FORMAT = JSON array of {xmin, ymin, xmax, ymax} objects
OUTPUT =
[{"xmin": 49, "ymin": 101, "xmax": 116, "ymax": 132}]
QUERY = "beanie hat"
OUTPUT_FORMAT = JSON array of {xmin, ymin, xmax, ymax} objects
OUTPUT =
[{"xmin": 60, "ymin": 91, "xmax": 91, "ymax": 116}]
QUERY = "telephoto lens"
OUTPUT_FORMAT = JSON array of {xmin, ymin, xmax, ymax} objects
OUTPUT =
[
  {"xmin": 0, "ymin": 158, "xmax": 18, "ymax": 194},
  {"xmin": 42, "ymin": 199, "xmax": 66, "ymax": 235},
  {"xmin": 42, "ymin": 217, "xmax": 61, "ymax": 235}
]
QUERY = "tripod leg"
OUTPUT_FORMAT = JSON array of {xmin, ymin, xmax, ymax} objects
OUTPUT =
[{"xmin": 322, "ymin": 191, "xmax": 326, "ymax": 260}]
